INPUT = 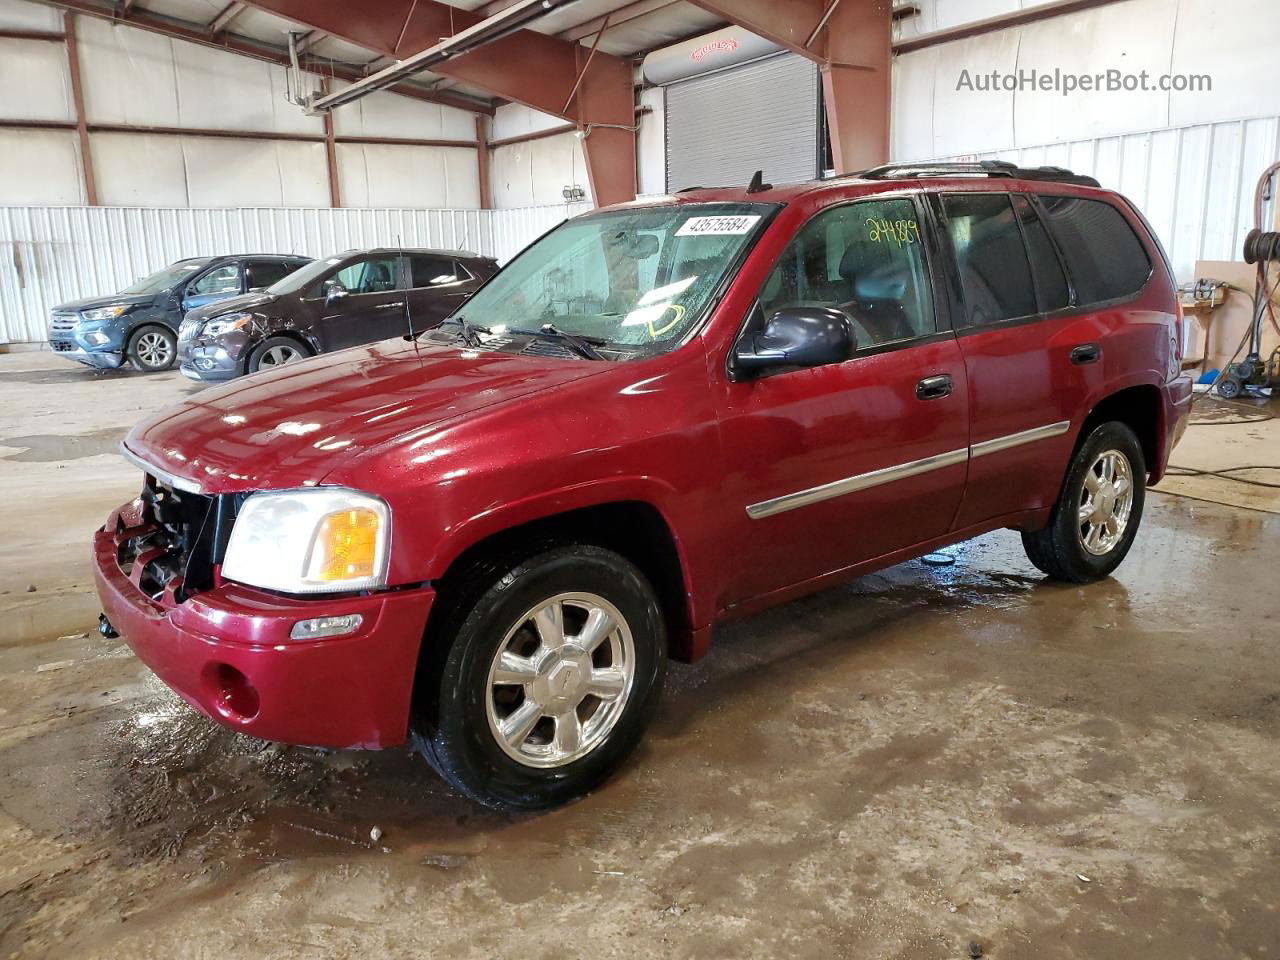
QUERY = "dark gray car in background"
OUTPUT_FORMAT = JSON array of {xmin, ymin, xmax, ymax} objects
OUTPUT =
[{"xmin": 179, "ymin": 247, "xmax": 499, "ymax": 381}]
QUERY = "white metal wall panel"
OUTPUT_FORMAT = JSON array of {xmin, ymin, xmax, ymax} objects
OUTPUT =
[
  {"xmin": 492, "ymin": 131, "xmax": 593, "ymax": 208},
  {"xmin": 184, "ymin": 138, "xmax": 329, "ymax": 208},
  {"xmin": 89, "ymin": 133, "xmax": 189, "ymax": 207},
  {"xmin": 492, "ymin": 104, "xmax": 570, "ymax": 141},
  {"xmin": 0, "ymin": 0, "xmax": 58, "ymax": 30},
  {"xmin": 77, "ymin": 15, "xmax": 182, "ymax": 128},
  {"xmin": 892, "ymin": 0, "xmax": 1280, "ymax": 161},
  {"xmin": 1169, "ymin": 0, "xmax": 1280, "ymax": 126},
  {"xmin": 664, "ymin": 53, "xmax": 819, "ymax": 192},
  {"xmin": 958, "ymin": 115, "xmax": 1280, "ymax": 281},
  {"xmin": 0, "ymin": 129, "xmax": 84, "ymax": 205},
  {"xmin": 336, "ymin": 144, "xmax": 481, "ymax": 210},
  {"xmin": 0, "ymin": 37, "xmax": 73, "ymax": 123},
  {"xmin": 330, "ymin": 83, "xmax": 476, "ymax": 141},
  {"xmin": 0, "ymin": 202, "xmax": 588, "ymax": 343}
]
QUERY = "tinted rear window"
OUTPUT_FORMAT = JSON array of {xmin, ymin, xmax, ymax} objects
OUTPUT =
[
  {"xmin": 942, "ymin": 193, "xmax": 1038, "ymax": 326},
  {"xmin": 1038, "ymin": 196, "xmax": 1152, "ymax": 305},
  {"xmin": 1013, "ymin": 195, "xmax": 1070, "ymax": 312}
]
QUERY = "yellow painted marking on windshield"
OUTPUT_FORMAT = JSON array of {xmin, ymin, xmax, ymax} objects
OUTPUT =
[{"xmin": 648, "ymin": 303, "xmax": 685, "ymax": 338}]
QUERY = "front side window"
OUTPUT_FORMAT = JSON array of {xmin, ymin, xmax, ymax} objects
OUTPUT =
[
  {"xmin": 410, "ymin": 255, "xmax": 464, "ymax": 288},
  {"xmin": 759, "ymin": 197, "xmax": 935, "ymax": 348},
  {"xmin": 453, "ymin": 203, "xmax": 772, "ymax": 352},
  {"xmin": 1039, "ymin": 195, "xmax": 1152, "ymax": 305},
  {"xmin": 190, "ymin": 263, "xmax": 242, "ymax": 297},
  {"xmin": 942, "ymin": 193, "xmax": 1038, "ymax": 326},
  {"xmin": 333, "ymin": 257, "xmax": 400, "ymax": 295}
]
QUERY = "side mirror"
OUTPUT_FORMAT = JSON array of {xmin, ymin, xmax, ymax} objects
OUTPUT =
[
  {"xmin": 734, "ymin": 306, "xmax": 856, "ymax": 374},
  {"xmin": 325, "ymin": 281, "xmax": 349, "ymax": 305}
]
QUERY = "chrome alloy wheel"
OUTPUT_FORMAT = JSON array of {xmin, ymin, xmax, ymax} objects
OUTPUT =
[
  {"xmin": 485, "ymin": 592, "xmax": 635, "ymax": 769},
  {"xmin": 1078, "ymin": 449, "xmax": 1134, "ymax": 556},
  {"xmin": 135, "ymin": 331, "xmax": 174, "ymax": 368},
  {"xmin": 259, "ymin": 344, "xmax": 302, "ymax": 367}
]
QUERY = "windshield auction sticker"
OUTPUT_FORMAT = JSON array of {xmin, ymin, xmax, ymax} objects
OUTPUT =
[{"xmin": 676, "ymin": 215, "xmax": 762, "ymax": 237}]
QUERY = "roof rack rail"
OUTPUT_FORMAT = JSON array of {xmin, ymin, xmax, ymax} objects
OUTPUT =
[{"xmin": 857, "ymin": 160, "xmax": 1100, "ymax": 188}]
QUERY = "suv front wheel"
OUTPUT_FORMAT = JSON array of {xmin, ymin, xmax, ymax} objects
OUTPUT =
[
  {"xmin": 127, "ymin": 325, "xmax": 178, "ymax": 372},
  {"xmin": 413, "ymin": 545, "xmax": 667, "ymax": 810},
  {"xmin": 1022, "ymin": 421, "xmax": 1146, "ymax": 583}
]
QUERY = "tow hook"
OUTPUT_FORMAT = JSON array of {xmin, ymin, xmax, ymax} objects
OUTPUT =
[{"xmin": 98, "ymin": 614, "xmax": 119, "ymax": 639}]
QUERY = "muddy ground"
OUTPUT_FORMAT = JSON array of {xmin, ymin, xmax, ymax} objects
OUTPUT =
[{"xmin": 2, "ymin": 352, "xmax": 1279, "ymax": 958}]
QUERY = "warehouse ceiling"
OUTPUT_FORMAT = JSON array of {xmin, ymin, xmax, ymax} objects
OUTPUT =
[{"xmin": 38, "ymin": 0, "xmax": 729, "ymax": 113}]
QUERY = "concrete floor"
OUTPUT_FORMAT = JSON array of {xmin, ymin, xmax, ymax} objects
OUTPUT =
[{"xmin": 2, "ymin": 350, "xmax": 1279, "ymax": 959}]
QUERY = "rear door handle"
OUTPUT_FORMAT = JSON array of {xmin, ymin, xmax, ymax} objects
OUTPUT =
[
  {"xmin": 1071, "ymin": 343, "xmax": 1101, "ymax": 365},
  {"xmin": 916, "ymin": 374, "xmax": 953, "ymax": 400}
]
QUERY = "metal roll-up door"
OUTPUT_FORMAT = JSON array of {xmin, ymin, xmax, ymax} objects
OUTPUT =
[{"xmin": 664, "ymin": 53, "xmax": 820, "ymax": 193}]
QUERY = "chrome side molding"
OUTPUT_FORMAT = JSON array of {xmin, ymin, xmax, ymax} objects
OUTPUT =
[
  {"xmin": 745, "ymin": 448, "xmax": 969, "ymax": 520},
  {"xmin": 970, "ymin": 420, "xmax": 1071, "ymax": 459},
  {"xmin": 745, "ymin": 420, "xmax": 1071, "ymax": 520}
]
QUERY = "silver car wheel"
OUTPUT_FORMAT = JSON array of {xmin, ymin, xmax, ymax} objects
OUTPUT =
[
  {"xmin": 1077, "ymin": 448, "xmax": 1134, "ymax": 556},
  {"xmin": 485, "ymin": 592, "xmax": 635, "ymax": 769},
  {"xmin": 259, "ymin": 344, "xmax": 302, "ymax": 367},
  {"xmin": 135, "ymin": 331, "xmax": 174, "ymax": 368}
]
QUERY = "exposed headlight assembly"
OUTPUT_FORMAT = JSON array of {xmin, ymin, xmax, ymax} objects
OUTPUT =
[
  {"xmin": 201, "ymin": 312, "xmax": 253, "ymax": 337},
  {"xmin": 80, "ymin": 305, "xmax": 127, "ymax": 323},
  {"xmin": 222, "ymin": 488, "xmax": 390, "ymax": 594}
]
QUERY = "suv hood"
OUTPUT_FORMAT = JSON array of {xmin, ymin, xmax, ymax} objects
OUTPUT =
[
  {"xmin": 123, "ymin": 338, "xmax": 607, "ymax": 494},
  {"xmin": 186, "ymin": 291, "xmax": 277, "ymax": 323},
  {"xmin": 54, "ymin": 293, "xmax": 159, "ymax": 313}
]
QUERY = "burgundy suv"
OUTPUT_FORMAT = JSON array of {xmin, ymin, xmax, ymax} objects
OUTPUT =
[{"xmin": 96, "ymin": 162, "xmax": 1192, "ymax": 810}]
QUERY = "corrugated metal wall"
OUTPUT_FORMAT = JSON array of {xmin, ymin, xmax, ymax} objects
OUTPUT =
[
  {"xmin": 957, "ymin": 115, "xmax": 1280, "ymax": 282},
  {"xmin": 0, "ymin": 202, "xmax": 589, "ymax": 344}
]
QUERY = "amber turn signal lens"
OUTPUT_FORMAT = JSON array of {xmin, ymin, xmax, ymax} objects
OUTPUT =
[{"xmin": 309, "ymin": 508, "xmax": 381, "ymax": 582}]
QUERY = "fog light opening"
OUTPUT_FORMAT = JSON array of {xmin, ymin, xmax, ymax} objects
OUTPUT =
[
  {"xmin": 290, "ymin": 613, "xmax": 364, "ymax": 641},
  {"xmin": 211, "ymin": 664, "xmax": 260, "ymax": 722}
]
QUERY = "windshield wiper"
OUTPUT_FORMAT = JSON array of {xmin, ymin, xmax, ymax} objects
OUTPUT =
[
  {"xmin": 513, "ymin": 323, "xmax": 607, "ymax": 361},
  {"xmin": 441, "ymin": 315, "xmax": 491, "ymax": 347}
]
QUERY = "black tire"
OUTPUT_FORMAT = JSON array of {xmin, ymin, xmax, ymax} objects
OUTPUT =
[
  {"xmin": 412, "ymin": 544, "xmax": 667, "ymax": 811},
  {"xmin": 1021, "ymin": 421, "xmax": 1146, "ymax": 583},
  {"xmin": 126, "ymin": 325, "xmax": 177, "ymax": 372},
  {"xmin": 247, "ymin": 336, "xmax": 312, "ymax": 374}
]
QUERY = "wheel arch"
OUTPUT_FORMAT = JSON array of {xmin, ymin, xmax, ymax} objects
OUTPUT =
[
  {"xmin": 424, "ymin": 498, "xmax": 695, "ymax": 660},
  {"xmin": 1078, "ymin": 382, "xmax": 1163, "ymax": 479}
]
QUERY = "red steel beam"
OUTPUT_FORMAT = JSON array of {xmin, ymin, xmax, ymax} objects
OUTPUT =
[
  {"xmin": 0, "ymin": 28, "xmax": 66, "ymax": 40},
  {"xmin": 321, "ymin": 78, "xmax": 342, "ymax": 207},
  {"xmin": 686, "ymin": 0, "xmax": 890, "ymax": 173},
  {"xmin": 238, "ymin": 0, "xmax": 638, "ymax": 206},
  {"xmin": 0, "ymin": 118, "xmax": 474, "ymax": 149},
  {"xmin": 41, "ymin": 0, "xmax": 494, "ymax": 115},
  {"xmin": 475, "ymin": 115, "xmax": 491, "ymax": 209},
  {"xmin": 63, "ymin": 12, "xmax": 99, "ymax": 205}
]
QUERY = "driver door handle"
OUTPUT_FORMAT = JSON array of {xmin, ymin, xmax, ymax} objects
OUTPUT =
[
  {"xmin": 376, "ymin": 301, "xmax": 405, "ymax": 310},
  {"xmin": 916, "ymin": 374, "xmax": 953, "ymax": 400}
]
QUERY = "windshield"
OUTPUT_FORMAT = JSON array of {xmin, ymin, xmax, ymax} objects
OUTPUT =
[
  {"xmin": 267, "ymin": 255, "xmax": 349, "ymax": 296},
  {"xmin": 454, "ymin": 203, "xmax": 773, "ymax": 352},
  {"xmin": 119, "ymin": 260, "xmax": 211, "ymax": 295}
]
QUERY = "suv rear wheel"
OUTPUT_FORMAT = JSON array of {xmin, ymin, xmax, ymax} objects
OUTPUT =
[
  {"xmin": 1022, "ymin": 421, "xmax": 1146, "ymax": 583},
  {"xmin": 412, "ymin": 545, "xmax": 667, "ymax": 810},
  {"xmin": 127, "ymin": 326, "xmax": 177, "ymax": 372}
]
